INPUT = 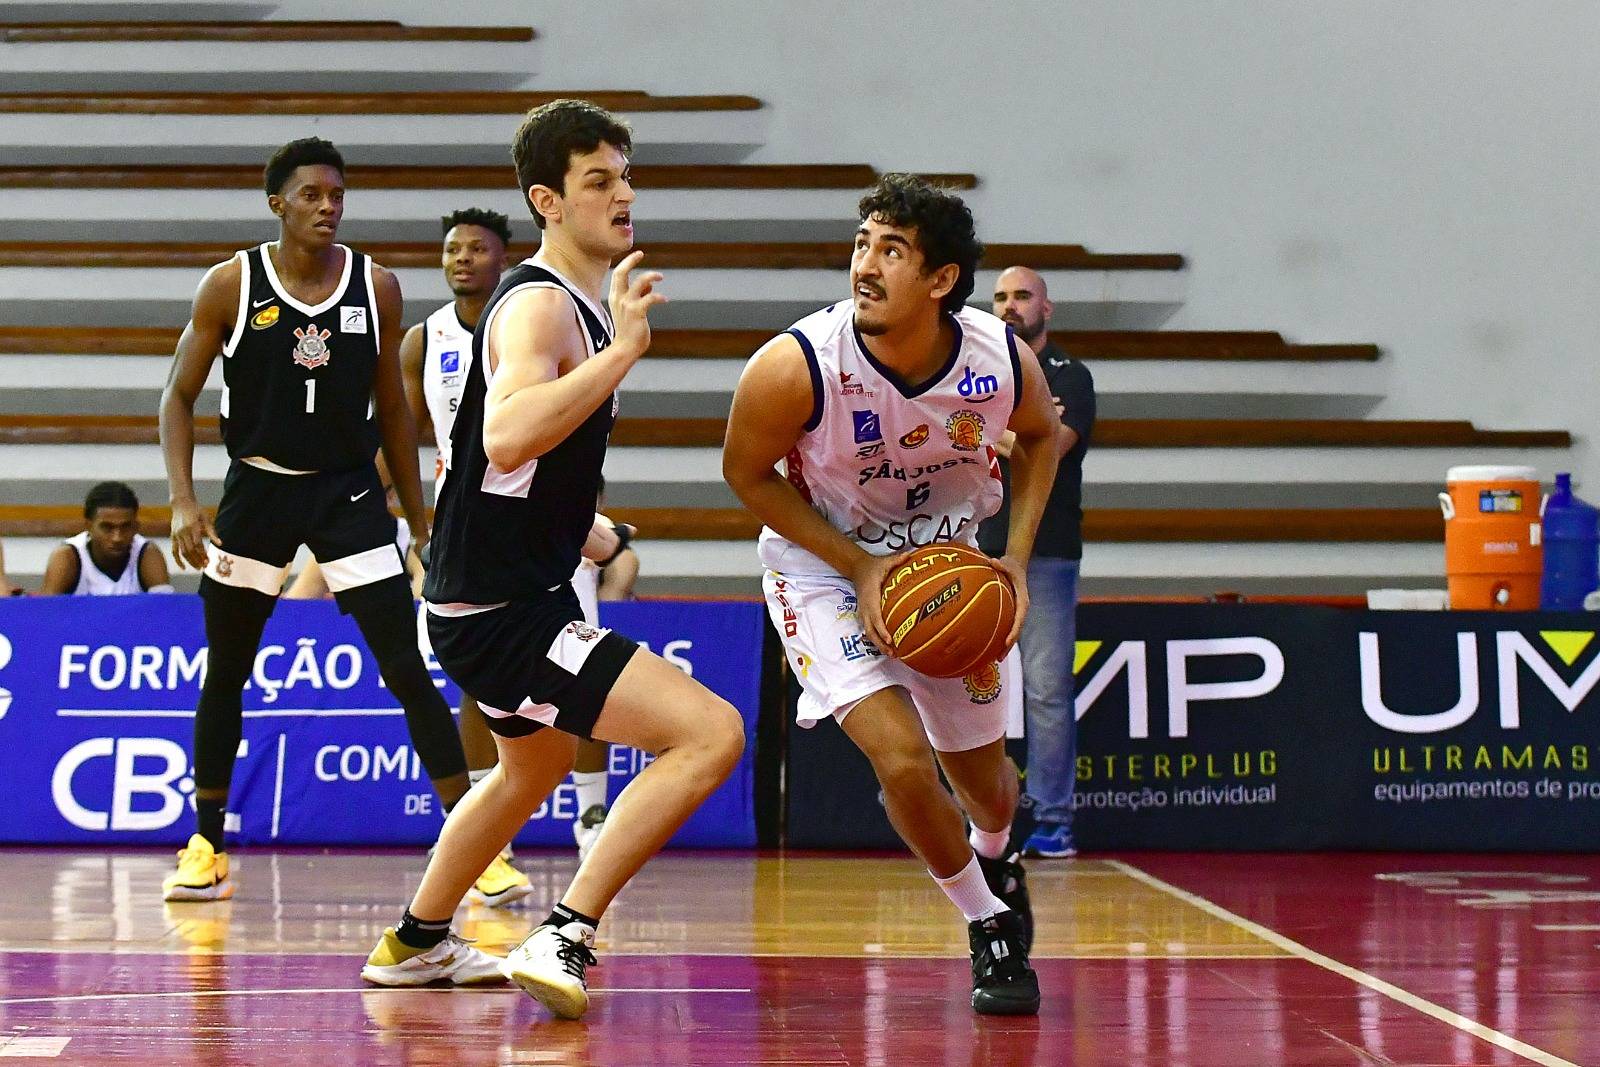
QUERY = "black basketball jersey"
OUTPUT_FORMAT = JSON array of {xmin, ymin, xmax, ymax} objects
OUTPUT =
[
  {"xmin": 425, "ymin": 261, "xmax": 617, "ymax": 605},
  {"xmin": 218, "ymin": 243, "xmax": 381, "ymax": 472}
]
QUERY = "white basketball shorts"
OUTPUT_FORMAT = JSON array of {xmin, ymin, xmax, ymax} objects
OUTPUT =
[{"xmin": 763, "ymin": 569, "xmax": 1020, "ymax": 753}]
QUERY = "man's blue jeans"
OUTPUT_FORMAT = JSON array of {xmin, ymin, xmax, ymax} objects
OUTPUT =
[{"xmin": 1020, "ymin": 557, "xmax": 1080, "ymax": 826}]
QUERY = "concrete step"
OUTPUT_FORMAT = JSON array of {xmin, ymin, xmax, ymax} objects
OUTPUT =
[
  {"xmin": 0, "ymin": 264, "xmax": 1186, "ymax": 331},
  {"xmin": 0, "ymin": 218, "xmax": 851, "ymax": 245},
  {"xmin": 0, "ymin": 469, "xmax": 1454, "ymax": 512},
  {"xmin": 0, "ymin": 501, "xmax": 1447, "ymax": 544},
  {"xmin": 0, "ymin": 354, "xmax": 1387, "ymax": 421},
  {"xmin": 0, "ymin": 108, "xmax": 768, "ymax": 166},
  {"xmin": 3, "ymin": 5, "xmax": 277, "ymax": 22},
  {"xmin": 603, "ymin": 443, "xmax": 1573, "ymax": 485},
  {"xmin": 0, "ymin": 441, "xmax": 1548, "ymax": 509},
  {"xmin": 0, "ymin": 37, "xmax": 541, "ymax": 92}
]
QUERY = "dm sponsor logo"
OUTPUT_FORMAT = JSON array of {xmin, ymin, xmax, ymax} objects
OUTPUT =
[{"xmin": 957, "ymin": 366, "xmax": 999, "ymax": 402}]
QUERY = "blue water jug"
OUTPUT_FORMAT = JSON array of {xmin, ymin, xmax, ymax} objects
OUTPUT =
[{"xmin": 1540, "ymin": 473, "xmax": 1600, "ymax": 610}]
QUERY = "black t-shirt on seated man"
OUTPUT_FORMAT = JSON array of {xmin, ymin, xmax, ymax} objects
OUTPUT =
[{"xmin": 977, "ymin": 340, "xmax": 1096, "ymax": 560}]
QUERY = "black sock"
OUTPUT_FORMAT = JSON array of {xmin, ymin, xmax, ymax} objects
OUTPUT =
[
  {"xmin": 196, "ymin": 797, "xmax": 226, "ymax": 853},
  {"xmin": 395, "ymin": 909, "xmax": 452, "ymax": 950},
  {"xmin": 545, "ymin": 902, "xmax": 600, "ymax": 931}
]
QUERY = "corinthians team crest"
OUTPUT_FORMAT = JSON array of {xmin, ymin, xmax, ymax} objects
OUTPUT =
[{"xmin": 292, "ymin": 325, "xmax": 332, "ymax": 369}]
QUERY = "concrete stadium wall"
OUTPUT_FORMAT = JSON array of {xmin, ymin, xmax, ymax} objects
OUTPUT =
[{"xmin": 60, "ymin": 0, "xmax": 1600, "ymax": 490}]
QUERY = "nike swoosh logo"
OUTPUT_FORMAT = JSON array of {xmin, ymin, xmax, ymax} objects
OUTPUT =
[
  {"xmin": 349, "ymin": 490, "xmax": 370, "ymax": 502},
  {"xmin": 253, "ymin": 297, "xmax": 275, "ymax": 308},
  {"xmin": 1048, "ymin": 359, "xmax": 1066, "ymax": 367}
]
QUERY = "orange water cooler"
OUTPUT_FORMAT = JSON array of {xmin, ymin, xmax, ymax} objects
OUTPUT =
[{"xmin": 1439, "ymin": 465, "xmax": 1542, "ymax": 610}]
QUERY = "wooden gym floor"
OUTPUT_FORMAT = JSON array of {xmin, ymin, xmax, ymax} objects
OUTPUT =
[{"xmin": 0, "ymin": 849, "xmax": 1595, "ymax": 1065}]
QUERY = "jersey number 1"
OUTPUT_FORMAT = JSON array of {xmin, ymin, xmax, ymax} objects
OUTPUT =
[{"xmin": 304, "ymin": 379, "xmax": 316, "ymax": 413}]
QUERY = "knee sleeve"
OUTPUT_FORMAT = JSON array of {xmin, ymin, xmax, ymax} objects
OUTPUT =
[
  {"xmin": 347, "ymin": 578, "xmax": 468, "ymax": 782},
  {"xmin": 193, "ymin": 581, "xmax": 275, "ymax": 793}
]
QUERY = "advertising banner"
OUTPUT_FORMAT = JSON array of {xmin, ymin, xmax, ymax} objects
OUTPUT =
[
  {"xmin": 785, "ymin": 604, "xmax": 1600, "ymax": 851},
  {"xmin": 0, "ymin": 596, "xmax": 763, "ymax": 848}
]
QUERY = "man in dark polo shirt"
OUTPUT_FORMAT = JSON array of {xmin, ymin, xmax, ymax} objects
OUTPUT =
[{"xmin": 979, "ymin": 265, "xmax": 1096, "ymax": 858}]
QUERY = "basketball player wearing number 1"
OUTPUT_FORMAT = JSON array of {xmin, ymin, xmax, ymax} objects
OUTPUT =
[{"xmin": 723, "ymin": 175, "xmax": 1067, "ymax": 1015}]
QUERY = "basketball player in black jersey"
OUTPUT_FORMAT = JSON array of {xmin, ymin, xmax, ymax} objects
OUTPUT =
[
  {"xmin": 361, "ymin": 100, "xmax": 745, "ymax": 1018},
  {"xmin": 157, "ymin": 140, "xmax": 479, "ymax": 954}
]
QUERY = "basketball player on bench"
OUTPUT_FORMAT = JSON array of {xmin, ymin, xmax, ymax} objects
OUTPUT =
[{"xmin": 722, "ymin": 175, "xmax": 1066, "ymax": 1015}]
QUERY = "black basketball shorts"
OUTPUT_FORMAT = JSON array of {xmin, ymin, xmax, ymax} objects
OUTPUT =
[
  {"xmin": 201, "ymin": 460, "xmax": 406, "ymax": 607},
  {"xmin": 425, "ymin": 586, "xmax": 639, "ymax": 740}
]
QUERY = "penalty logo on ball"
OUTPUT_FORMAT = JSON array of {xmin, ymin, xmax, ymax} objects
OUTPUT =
[{"xmin": 892, "ymin": 578, "xmax": 963, "ymax": 646}]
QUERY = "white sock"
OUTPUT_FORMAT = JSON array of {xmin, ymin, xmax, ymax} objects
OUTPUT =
[
  {"xmin": 968, "ymin": 824, "xmax": 1011, "ymax": 860},
  {"xmin": 932, "ymin": 855, "xmax": 1009, "ymax": 922},
  {"xmin": 468, "ymin": 767, "xmax": 493, "ymax": 786},
  {"xmin": 572, "ymin": 770, "xmax": 608, "ymax": 814}
]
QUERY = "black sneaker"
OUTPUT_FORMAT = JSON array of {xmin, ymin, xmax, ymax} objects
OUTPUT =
[
  {"xmin": 977, "ymin": 851, "xmax": 1032, "ymax": 952},
  {"xmin": 968, "ymin": 910, "xmax": 1040, "ymax": 1016}
]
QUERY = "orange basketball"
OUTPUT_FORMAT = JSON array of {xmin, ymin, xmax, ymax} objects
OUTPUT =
[{"xmin": 880, "ymin": 544, "xmax": 1015, "ymax": 678}]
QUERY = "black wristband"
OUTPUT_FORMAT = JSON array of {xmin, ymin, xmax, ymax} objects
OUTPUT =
[{"xmin": 597, "ymin": 523, "xmax": 635, "ymax": 569}]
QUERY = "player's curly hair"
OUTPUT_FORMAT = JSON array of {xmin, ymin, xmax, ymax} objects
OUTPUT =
[
  {"xmin": 858, "ymin": 174, "xmax": 984, "ymax": 314},
  {"xmin": 84, "ymin": 481, "xmax": 138, "ymax": 519},
  {"xmin": 263, "ymin": 137, "xmax": 344, "ymax": 196},
  {"xmin": 442, "ymin": 207, "xmax": 513, "ymax": 247},
  {"xmin": 511, "ymin": 99, "xmax": 633, "ymax": 229}
]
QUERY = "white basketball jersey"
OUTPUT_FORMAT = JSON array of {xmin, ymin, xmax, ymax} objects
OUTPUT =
[
  {"xmin": 421, "ymin": 303, "xmax": 474, "ymax": 489},
  {"xmin": 572, "ymin": 558, "xmax": 601, "ymax": 626},
  {"xmin": 66, "ymin": 531, "xmax": 149, "ymax": 595},
  {"xmin": 758, "ymin": 303, "xmax": 1019, "ymax": 576}
]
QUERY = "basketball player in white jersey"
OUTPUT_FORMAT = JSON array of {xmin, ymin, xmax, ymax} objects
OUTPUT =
[
  {"xmin": 400, "ymin": 208, "xmax": 630, "ymax": 899},
  {"xmin": 723, "ymin": 175, "xmax": 1067, "ymax": 1015},
  {"xmin": 39, "ymin": 481, "xmax": 173, "ymax": 595}
]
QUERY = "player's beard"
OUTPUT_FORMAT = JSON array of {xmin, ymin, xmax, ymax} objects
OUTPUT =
[
  {"xmin": 855, "ymin": 310, "xmax": 891, "ymax": 336},
  {"xmin": 1003, "ymin": 312, "xmax": 1047, "ymax": 346}
]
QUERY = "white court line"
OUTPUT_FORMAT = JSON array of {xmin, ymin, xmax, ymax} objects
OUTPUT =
[
  {"xmin": 0, "ymin": 986, "xmax": 749, "ymax": 1007},
  {"xmin": 0, "ymin": 945, "xmax": 1285, "ymax": 961},
  {"xmin": 1534, "ymin": 924, "xmax": 1600, "ymax": 932},
  {"xmin": 1110, "ymin": 860, "xmax": 1578, "ymax": 1067},
  {"xmin": 0, "ymin": 1036, "xmax": 70, "ymax": 1058}
]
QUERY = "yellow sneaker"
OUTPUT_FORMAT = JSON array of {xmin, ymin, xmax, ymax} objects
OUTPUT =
[
  {"xmin": 467, "ymin": 850, "xmax": 534, "ymax": 908},
  {"xmin": 361, "ymin": 927, "xmax": 506, "ymax": 987},
  {"xmin": 162, "ymin": 834, "xmax": 233, "ymax": 902}
]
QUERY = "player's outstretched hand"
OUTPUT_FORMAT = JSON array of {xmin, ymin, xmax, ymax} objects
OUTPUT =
[
  {"xmin": 994, "ymin": 553, "xmax": 1030, "ymax": 654},
  {"xmin": 608, "ymin": 250, "xmax": 667, "ymax": 357},
  {"xmin": 849, "ymin": 550, "xmax": 909, "ymax": 658},
  {"xmin": 170, "ymin": 499, "xmax": 219, "ymax": 571}
]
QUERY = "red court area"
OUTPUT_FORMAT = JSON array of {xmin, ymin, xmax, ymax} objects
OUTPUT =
[{"xmin": 0, "ymin": 851, "xmax": 1595, "ymax": 1065}]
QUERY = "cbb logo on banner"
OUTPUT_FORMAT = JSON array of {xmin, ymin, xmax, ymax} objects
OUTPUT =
[{"xmin": 0, "ymin": 597, "xmax": 762, "ymax": 848}]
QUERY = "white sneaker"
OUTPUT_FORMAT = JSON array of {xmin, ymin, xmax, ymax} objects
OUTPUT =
[
  {"xmin": 573, "ymin": 804, "xmax": 608, "ymax": 864},
  {"xmin": 502, "ymin": 922, "xmax": 597, "ymax": 1019},
  {"xmin": 361, "ymin": 928, "xmax": 507, "ymax": 987}
]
